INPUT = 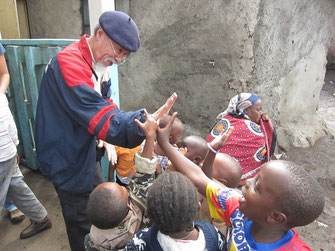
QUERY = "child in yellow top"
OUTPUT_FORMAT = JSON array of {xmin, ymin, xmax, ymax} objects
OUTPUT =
[{"xmin": 156, "ymin": 113, "xmax": 324, "ymax": 251}]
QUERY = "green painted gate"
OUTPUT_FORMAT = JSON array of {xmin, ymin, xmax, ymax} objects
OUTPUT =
[{"xmin": 0, "ymin": 39, "xmax": 119, "ymax": 179}]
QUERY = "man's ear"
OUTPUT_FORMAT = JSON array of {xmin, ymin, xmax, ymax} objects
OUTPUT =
[
  {"xmin": 96, "ymin": 27, "xmax": 104, "ymax": 40},
  {"xmin": 267, "ymin": 210, "xmax": 287, "ymax": 225}
]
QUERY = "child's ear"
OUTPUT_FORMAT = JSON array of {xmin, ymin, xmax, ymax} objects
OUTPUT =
[
  {"xmin": 267, "ymin": 210, "xmax": 287, "ymax": 225},
  {"xmin": 216, "ymin": 178, "xmax": 228, "ymax": 186},
  {"xmin": 193, "ymin": 156, "xmax": 201, "ymax": 165}
]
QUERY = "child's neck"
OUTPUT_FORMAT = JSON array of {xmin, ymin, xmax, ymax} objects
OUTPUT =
[{"xmin": 250, "ymin": 221, "xmax": 288, "ymax": 243}]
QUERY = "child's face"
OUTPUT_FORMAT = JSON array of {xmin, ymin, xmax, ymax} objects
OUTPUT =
[
  {"xmin": 178, "ymin": 137, "xmax": 198, "ymax": 162},
  {"xmin": 178, "ymin": 137, "xmax": 195, "ymax": 160},
  {"xmin": 239, "ymin": 161, "xmax": 287, "ymax": 222}
]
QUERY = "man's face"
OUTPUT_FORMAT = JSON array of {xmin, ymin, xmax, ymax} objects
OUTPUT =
[
  {"xmin": 239, "ymin": 161, "xmax": 286, "ymax": 223},
  {"xmin": 95, "ymin": 29, "xmax": 130, "ymax": 67}
]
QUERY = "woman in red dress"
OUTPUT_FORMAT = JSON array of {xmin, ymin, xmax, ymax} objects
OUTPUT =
[{"xmin": 206, "ymin": 93, "xmax": 276, "ymax": 185}]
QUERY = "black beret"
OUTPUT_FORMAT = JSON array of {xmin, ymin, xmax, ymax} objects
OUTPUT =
[{"xmin": 99, "ymin": 11, "xmax": 140, "ymax": 52}]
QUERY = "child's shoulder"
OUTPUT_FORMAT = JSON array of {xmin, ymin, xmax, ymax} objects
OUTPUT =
[
  {"xmin": 194, "ymin": 220, "xmax": 226, "ymax": 251},
  {"xmin": 125, "ymin": 227, "xmax": 156, "ymax": 251},
  {"xmin": 206, "ymin": 180, "xmax": 241, "ymax": 201}
]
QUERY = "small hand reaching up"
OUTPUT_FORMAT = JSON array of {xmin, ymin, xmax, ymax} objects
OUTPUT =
[
  {"xmin": 156, "ymin": 112, "xmax": 178, "ymax": 147},
  {"xmin": 202, "ymin": 127, "xmax": 234, "ymax": 181},
  {"xmin": 134, "ymin": 109, "xmax": 159, "ymax": 138},
  {"xmin": 209, "ymin": 127, "xmax": 234, "ymax": 152},
  {"xmin": 135, "ymin": 109, "xmax": 159, "ymax": 159}
]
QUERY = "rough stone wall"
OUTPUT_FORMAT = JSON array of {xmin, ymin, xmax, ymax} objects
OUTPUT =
[
  {"xmin": 26, "ymin": 0, "xmax": 82, "ymax": 39},
  {"xmin": 327, "ymin": 38, "xmax": 335, "ymax": 68},
  {"xmin": 118, "ymin": 0, "xmax": 335, "ymax": 149},
  {"xmin": 118, "ymin": 0, "xmax": 261, "ymax": 136},
  {"xmin": 252, "ymin": 0, "xmax": 335, "ymax": 149}
]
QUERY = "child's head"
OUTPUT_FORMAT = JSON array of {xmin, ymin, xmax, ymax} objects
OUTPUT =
[
  {"xmin": 87, "ymin": 182, "xmax": 129, "ymax": 229},
  {"xmin": 147, "ymin": 171, "xmax": 198, "ymax": 235},
  {"xmin": 213, "ymin": 153, "xmax": 242, "ymax": 188},
  {"xmin": 159, "ymin": 115, "xmax": 183, "ymax": 145},
  {"xmin": 240, "ymin": 160, "xmax": 324, "ymax": 229},
  {"xmin": 178, "ymin": 135, "xmax": 208, "ymax": 165}
]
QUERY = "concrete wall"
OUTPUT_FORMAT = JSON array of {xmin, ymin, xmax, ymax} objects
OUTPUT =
[
  {"xmin": 327, "ymin": 38, "xmax": 335, "ymax": 68},
  {"xmin": 26, "ymin": 0, "xmax": 82, "ymax": 39},
  {"xmin": 252, "ymin": 0, "xmax": 335, "ymax": 149},
  {"xmin": 117, "ymin": 0, "xmax": 335, "ymax": 149},
  {"xmin": 0, "ymin": 0, "xmax": 20, "ymax": 38}
]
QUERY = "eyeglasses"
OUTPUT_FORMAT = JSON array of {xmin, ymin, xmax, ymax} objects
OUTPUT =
[{"xmin": 109, "ymin": 39, "xmax": 129, "ymax": 66}]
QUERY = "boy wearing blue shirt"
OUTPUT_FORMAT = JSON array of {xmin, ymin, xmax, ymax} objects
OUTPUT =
[{"xmin": 156, "ymin": 113, "xmax": 325, "ymax": 251}]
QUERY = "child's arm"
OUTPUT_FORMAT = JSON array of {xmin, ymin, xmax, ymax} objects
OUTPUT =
[
  {"xmin": 202, "ymin": 128, "xmax": 234, "ymax": 180},
  {"xmin": 157, "ymin": 113, "xmax": 233, "ymax": 196},
  {"xmin": 108, "ymin": 162, "xmax": 116, "ymax": 182},
  {"xmin": 0, "ymin": 54, "xmax": 10, "ymax": 94},
  {"xmin": 134, "ymin": 109, "xmax": 159, "ymax": 158}
]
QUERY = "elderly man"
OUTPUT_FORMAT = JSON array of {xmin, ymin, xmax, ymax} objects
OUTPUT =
[{"xmin": 35, "ymin": 11, "xmax": 176, "ymax": 251}]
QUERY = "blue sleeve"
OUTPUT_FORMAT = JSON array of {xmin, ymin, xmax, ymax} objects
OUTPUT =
[
  {"xmin": 0, "ymin": 43, "xmax": 6, "ymax": 55},
  {"xmin": 38, "ymin": 57, "xmax": 145, "ymax": 149}
]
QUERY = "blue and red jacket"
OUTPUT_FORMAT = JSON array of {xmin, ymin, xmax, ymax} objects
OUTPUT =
[{"xmin": 35, "ymin": 35, "xmax": 145, "ymax": 193}]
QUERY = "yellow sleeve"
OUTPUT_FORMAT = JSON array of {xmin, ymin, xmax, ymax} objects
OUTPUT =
[{"xmin": 206, "ymin": 181, "xmax": 226, "ymax": 221}]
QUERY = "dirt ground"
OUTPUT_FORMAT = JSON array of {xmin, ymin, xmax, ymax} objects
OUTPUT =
[{"xmin": 1, "ymin": 71, "xmax": 335, "ymax": 251}]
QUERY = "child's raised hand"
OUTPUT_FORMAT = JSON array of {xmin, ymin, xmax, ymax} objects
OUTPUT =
[
  {"xmin": 157, "ymin": 112, "xmax": 178, "ymax": 146},
  {"xmin": 135, "ymin": 109, "xmax": 159, "ymax": 138},
  {"xmin": 210, "ymin": 126, "xmax": 234, "ymax": 152}
]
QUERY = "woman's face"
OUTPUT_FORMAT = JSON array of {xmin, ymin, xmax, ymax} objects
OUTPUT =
[{"xmin": 245, "ymin": 99, "xmax": 263, "ymax": 124}]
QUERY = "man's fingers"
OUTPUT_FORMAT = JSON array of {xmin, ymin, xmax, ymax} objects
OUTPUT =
[
  {"xmin": 166, "ymin": 93, "xmax": 177, "ymax": 108},
  {"xmin": 143, "ymin": 109, "xmax": 148, "ymax": 117}
]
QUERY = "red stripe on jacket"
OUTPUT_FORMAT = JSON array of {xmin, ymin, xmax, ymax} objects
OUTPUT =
[
  {"xmin": 98, "ymin": 113, "xmax": 116, "ymax": 141},
  {"xmin": 88, "ymin": 103, "xmax": 118, "ymax": 135},
  {"xmin": 57, "ymin": 35, "xmax": 94, "ymax": 89}
]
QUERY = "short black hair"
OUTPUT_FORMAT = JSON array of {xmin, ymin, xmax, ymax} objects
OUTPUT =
[
  {"xmin": 147, "ymin": 172, "xmax": 198, "ymax": 234},
  {"xmin": 275, "ymin": 161, "xmax": 325, "ymax": 228},
  {"xmin": 87, "ymin": 183, "xmax": 128, "ymax": 229}
]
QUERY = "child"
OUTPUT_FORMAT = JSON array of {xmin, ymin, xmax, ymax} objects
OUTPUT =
[
  {"xmin": 151, "ymin": 115, "xmax": 184, "ymax": 173},
  {"xmin": 212, "ymin": 153, "xmax": 242, "ymax": 188},
  {"xmin": 178, "ymin": 135, "xmax": 208, "ymax": 165},
  {"xmin": 166, "ymin": 135, "xmax": 208, "ymax": 171},
  {"xmin": 156, "ymin": 113, "xmax": 325, "ymax": 250},
  {"xmin": 198, "ymin": 153, "xmax": 242, "ymax": 235},
  {"xmin": 85, "ymin": 110, "xmax": 159, "ymax": 250},
  {"xmin": 109, "ymin": 145, "xmax": 142, "ymax": 186},
  {"xmin": 125, "ymin": 171, "xmax": 227, "ymax": 251}
]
